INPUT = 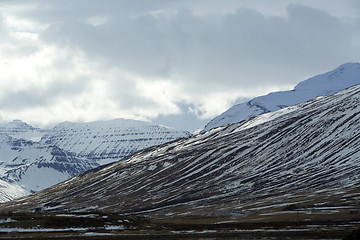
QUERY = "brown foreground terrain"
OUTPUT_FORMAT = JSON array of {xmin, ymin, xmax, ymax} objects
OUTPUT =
[{"xmin": 0, "ymin": 211, "xmax": 359, "ymax": 239}]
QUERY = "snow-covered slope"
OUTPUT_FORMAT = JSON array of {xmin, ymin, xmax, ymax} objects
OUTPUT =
[
  {"xmin": 203, "ymin": 62, "xmax": 360, "ymax": 132},
  {"xmin": 3, "ymin": 83, "xmax": 360, "ymax": 219},
  {"xmin": 0, "ymin": 134, "xmax": 98, "ymax": 202},
  {"xmin": 0, "ymin": 179, "xmax": 27, "ymax": 203},
  {"xmin": 41, "ymin": 118, "xmax": 191, "ymax": 165},
  {"xmin": 0, "ymin": 120, "xmax": 49, "ymax": 142}
]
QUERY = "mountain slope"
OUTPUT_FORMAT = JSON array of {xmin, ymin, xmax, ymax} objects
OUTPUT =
[
  {"xmin": 2, "ymin": 83, "xmax": 360, "ymax": 219},
  {"xmin": 0, "ymin": 134, "xmax": 99, "ymax": 202},
  {"xmin": 203, "ymin": 62, "xmax": 360, "ymax": 132},
  {"xmin": 0, "ymin": 179, "xmax": 27, "ymax": 203},
  {"xmin": 41, "ymin": 118, "xmax": 191, "ymax": 165}
]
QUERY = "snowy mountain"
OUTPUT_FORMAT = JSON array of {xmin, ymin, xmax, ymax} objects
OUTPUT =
[
  {"xmin": 0, "ymin": 134, "xmax": 98, "ymax": 202},
  {"xmin": 3, "ymin": 83, "xmax": 360, "ymax": 221},
  {"xmin": 0, "ymin": 120, "xmax": 49, "ymax": 142},
  {"xmin": 0, "ymin": 120, "xmax": 99, "ymax": 202},
  {"xmin": 41, "ymin": 118, "xmax": 191, "ymax": 165},
  {"xmin": 203, "ymin": 62, "xmax": 360, "ymax": 132},
  {"xmin": 0, "ymin": 118, "xmax": 190, "ymax": 202},
  {"xmin": 0, "ymin": 179, "xmax": 27, "ymax": 203}
]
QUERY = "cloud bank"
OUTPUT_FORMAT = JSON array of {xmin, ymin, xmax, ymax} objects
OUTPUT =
[{"xmin": 0, "ymin": 0, "xmax": 359, "ymax": 131}]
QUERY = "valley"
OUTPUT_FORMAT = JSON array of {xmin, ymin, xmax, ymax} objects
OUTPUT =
[{"xmin": 0, "ymin": 211, "xmax": 358, "ymax": 239}]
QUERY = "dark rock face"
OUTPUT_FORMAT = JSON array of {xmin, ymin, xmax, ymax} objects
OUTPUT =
[{"xmin": 2, "ymin": 84, "xmax": 360, "ymax": 217}]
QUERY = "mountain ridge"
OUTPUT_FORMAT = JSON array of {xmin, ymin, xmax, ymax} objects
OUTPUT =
[
  {"xmin": 0, "ymin": 120, "xmax": 49, "ymax": 142},
  {"xmin": 40, "ymin": 118, "xmax": 191, "ymax": 165},
  {"xmin": 203, "ymin": 62, "xmax": 360, "ymax": 132},
  {"xmin": 0, "ymin": 118, "xmax": 190, "ymax": 202}
]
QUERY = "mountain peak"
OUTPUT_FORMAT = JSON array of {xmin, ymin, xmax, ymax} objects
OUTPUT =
[
  {"xmin": 12, "ymin": 119, "xmax": 26, "ymax": 123},
  {"xmin": 203, "ymin": 63, "xmax": 360, "ymax": 132},
  {"xmin": 294, "ymin": 62, "xmax": 360, "ymax": 91},
  {"xmin": 0, "ymin": 120, "xmax": 47, "ymax": 142},
  {"xmin": 338, "ymin": 61, "xmax": 360, "ymax": 68},
  {"xmin": 4, "ymin": 119, "xmax": 32, "ymax": 128}
]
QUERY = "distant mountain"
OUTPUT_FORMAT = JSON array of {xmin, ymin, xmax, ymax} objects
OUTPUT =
[
  {"xmin": 40, "ymin": 119, "xmax": 191, "ymax": 165},
  {"xmin": 0, "ymin": 118, "xmax": 190, "ymax": 202},
  {"xmin": 0, "ymin": 134, "xmax": 98, "ymax": 202},
  {"xmin": 203, "ymin": 62, "xmax": 360, "ymax": 132},
  {"xmin": 0, "ymin": 120, "xmax": 48, "ymax": 142},
  {"xmin": 3, "ymin": 83, "xmax": 360, "ymax": 221}
]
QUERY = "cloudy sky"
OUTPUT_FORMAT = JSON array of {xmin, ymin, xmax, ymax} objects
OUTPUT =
[{"xmin": 0, "ymin": 0, "xmax": 359, "ymax": 132}]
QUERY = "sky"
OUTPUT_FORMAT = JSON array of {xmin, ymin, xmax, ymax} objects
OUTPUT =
[{"xmin": 0, "ymin": 0, "xmax": 359, "ymax": 132}]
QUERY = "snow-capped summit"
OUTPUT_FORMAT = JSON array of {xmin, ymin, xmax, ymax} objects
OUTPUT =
[
  {"xmin": 0, "ymin": 120, "xmax": 48, "ymax": 142},
  {"xmin": 203, "ymin": 62, "xmax": 360, "ymax": 132},
  {"xmin": 41, "ymin": 118, "xmax": 191, "ymax": 165}
]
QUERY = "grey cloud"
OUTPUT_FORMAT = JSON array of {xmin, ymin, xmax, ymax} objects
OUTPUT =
[
  {"xmin": 350, "ymin": 0, "xmax": 360, "ymax": 12},
  {"xmin": 0, "ymin": 90, "xmax": 45, "ymax": 110},
  {"xmin": 34, "ymin": 3, "xmax": 358, "ymax": 90},
  {"xmin": 0, "ymin": 13, "xmax": 10, "ymax": 40},
  {"xmin": 0, "ymin": 14, "xmax": 5, "ymax": 35},
  {"xmin": 211, "ymin": 4, "xmax": 353, "ymax": 81},
  {"xmin": 40, "ymin": 11, "xmax": 193, "ymax": 76},
  {"xmin": 0, "ymin": 78, "xmax": 90, "ymax": 111},
  {"xmin": 15, "ymin": 0, "xmax": 174, "ymax": 23},
  {"xmin": 106, "ymin": 77, "xmax": 153, "ymax": 110},
  {"xmin": 153, "ymin": 102, "xmax": 208, "ymax": 132}
]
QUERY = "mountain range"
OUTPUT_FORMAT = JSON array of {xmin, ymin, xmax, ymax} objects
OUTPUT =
[
  {"xmin": 203, "ymin": 62, "xmax": 360, "ymax": 132},
  {"xmin": 2, "ymin": 82, "xmax": 360, "ymax": 224},
  {"xmin": 40, "ymin": 119, "xmax": 191, "ymax": 165},
  {"xmin": 0, "ymin": 119, "xmax": 190, "ymax": 202}
]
